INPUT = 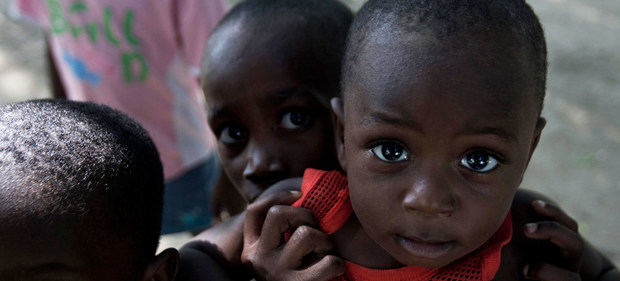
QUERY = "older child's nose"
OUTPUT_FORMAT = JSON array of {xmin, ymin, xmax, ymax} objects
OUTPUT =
[
  {"xmin": 402, "ymin": 171, "xmax": 456, "ymax": 217},
  {"xmin": 242, "ymin": 142, "xmax": 287, "ymax": 185}
]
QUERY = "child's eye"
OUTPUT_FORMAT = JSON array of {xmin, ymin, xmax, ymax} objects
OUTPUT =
[
  {"xmin": 371, "ymin": 141, "xmax": 409, "ymax": 163},
  {"xmin": 280, "ymin": 110, "xmax": 312, "ymax": 130},
  {"xmin": 460, "ymin": 150, "xmax": 499, "ymax": 173},
  {"xmin": 219, "ymin": 125, "xmax": 248, "ymax": 145}
]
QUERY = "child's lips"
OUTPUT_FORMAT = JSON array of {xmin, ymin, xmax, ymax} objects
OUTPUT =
[{"xmin": 394, "ymin": 234, "xmax": 456, "ymax": 260}]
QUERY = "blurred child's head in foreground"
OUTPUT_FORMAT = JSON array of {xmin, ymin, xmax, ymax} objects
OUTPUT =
[
  {"xmin": 0, "ymin": 100, "xmax": 177, "ymax": 281},
  {"xmin": 333, "ymin": 0, "xmax": 548, "ymax": 268},
  {"xmin": 202, "ymin": 0, "xmax": 353, "ymax": 202}
]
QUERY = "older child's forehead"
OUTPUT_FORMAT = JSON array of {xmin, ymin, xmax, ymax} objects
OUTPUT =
[
  {"xmin": 206, "ymin": 16, "xmax": 316, "ymax": 71},
  {"xmin": 204, "ymin": 33, "xmax": 335, "ymax": 113},
  {"xmin": 204, "ymin": 17, "xmax": 345, "ymax": 98},
  {"xmin": 204, "ymin": 33, "xmax": 324, "ymax": 98}
]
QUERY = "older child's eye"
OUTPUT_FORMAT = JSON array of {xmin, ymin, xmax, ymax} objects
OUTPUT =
[
  {"xmin": 220, "ymin": 125, "xmax": 248, "ymax": 145},
  {"xmin": 280, "ymin": 110, "xmax": 312, "ymax": 130},
  {"xmin": 371, "ymin": 142, "xmax": 409, "ymax": 163},
  {"xmin": 460, "ymin": 151, "xmax": 499, "ymax": 173}
]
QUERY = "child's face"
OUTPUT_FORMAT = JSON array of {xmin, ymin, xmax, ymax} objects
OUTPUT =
[
  {"xmin": 204, "ymin": 46, "xmax": 339, "ymax": 202},
  {"xmin": 0, "ymin": 218, "xmax": 135, "ymax": 280},
  {"xmin": 338, "ymin": 35, "xmax": 544, "ymax": 268}
]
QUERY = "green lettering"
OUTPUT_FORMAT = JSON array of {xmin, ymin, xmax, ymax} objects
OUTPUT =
[
  {"xmin": 123, "ymin": 10, "xmax": 140, "ymax": 46},
  {"xmin": 122, "ymin": 53, "xmax": 149, "ymax": 83},
  {"xmin": 46, "ymin": 0, "xmax": 68, "ymax": 34},
  {"xmin": 103, "ymin": 7, "xmax": 120, "ymax": 46},
  {"xmin": 69, "ymin": 2, "xmax": 87, "ymax": 13},
  {"xmin": 70, "ymin": 25, "xmax": 83, "ymax": 37},
  {"xmin": 86, "ymin": 22, "xmax": 98, "ymax": 42}
]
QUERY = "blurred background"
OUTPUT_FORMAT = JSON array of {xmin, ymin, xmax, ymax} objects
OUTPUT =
[{"xmin": 1, "ymin": 0, "xmax": 618, "ymax": 265}]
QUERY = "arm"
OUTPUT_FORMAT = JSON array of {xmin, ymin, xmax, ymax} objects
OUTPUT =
[
  {"xmin": 190, "ymin": 212, "xmax": 246, "ymax": 266},
  {"xmin": 177, "ymin": 239, "xmax": 249, "ymax": 281},
  {"xmin": 176, "ymin": 178, "xmax": 305, "ymax": 280},
  {"xmin": 191, "ymin": 177, "xmax": 304, "ymax": 264},
  {"xmin": 512, "ymin": 189, "xmax": 618, "ymax": 281},
  {"xmin": 241, "ymin": 190, "xmax": 344, "ymax": 281},
  {"xmin": 580, "ymin": 240, "xmax": 619, "ymax": 281}
]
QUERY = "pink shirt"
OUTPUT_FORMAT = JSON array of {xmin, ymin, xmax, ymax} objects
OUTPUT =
[{"xmin": 13, "ymin": 0, "xmax": 225, "ymax": 180}]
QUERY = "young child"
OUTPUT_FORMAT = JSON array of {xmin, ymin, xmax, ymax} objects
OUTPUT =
[
  {"xmin": 176, "ymin": 0, "xmax": 353, "ymax": 279},
  {"xmin": 0, "ymin": 100, "xmax": 178, "ymax": 280},
  {"xmin": 180, "ymin": 1, "xmax": 618, "ymax": 280},
  {"xmin": 241, "ymin": 0, "xmax": 619, "ymax": 280}
]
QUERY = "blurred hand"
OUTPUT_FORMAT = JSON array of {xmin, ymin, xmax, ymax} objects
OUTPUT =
[
  {"xmin": 241, "ymin": 190, "xmax": 345, "ymax": 281},
  {"xmin": 522, "ymin": 200, "xmax": 583, "ymax": 281}
]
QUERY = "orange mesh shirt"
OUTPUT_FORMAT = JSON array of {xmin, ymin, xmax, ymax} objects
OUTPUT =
[{"xmin": 292, "ymin": 169, "xmax": 513, "ymax": 281}]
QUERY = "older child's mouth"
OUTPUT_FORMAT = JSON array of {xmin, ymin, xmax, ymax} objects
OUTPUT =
[{"xmin": 394, "ymin": 234, "xmax": 456, "ymax": 260}]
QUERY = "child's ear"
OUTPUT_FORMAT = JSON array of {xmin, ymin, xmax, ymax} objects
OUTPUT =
[
  {"xmin": 331, "ymin": 97, "xmax": 347, "ymax": 171},
  {"xmin": 141, "ymin": 248, "xmax": 179, "ymax": 281},
  {"xmin": 527, "ymin": 117, "xmax": 546, "ymax": 165}
]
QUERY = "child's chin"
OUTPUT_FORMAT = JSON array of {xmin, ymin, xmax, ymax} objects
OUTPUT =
[
  {"xmin": 390, "ymin": 245, "xmax": 464, "ymax": 269},
  {"xmin": 397, "ymin": 256, "xmax": 458, "ymax": 269}
]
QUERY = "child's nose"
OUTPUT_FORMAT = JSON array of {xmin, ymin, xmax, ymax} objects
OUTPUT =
[
  {"xmin": 242, "ymin": 142, "xmax": 287, "ymax": 185},
  {"xmin": 402, "ymin": 167, "xmax": 456, "ymax": 217}
]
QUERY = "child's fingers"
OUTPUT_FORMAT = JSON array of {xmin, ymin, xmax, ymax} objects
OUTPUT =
[
  {"xmin": 244, "ymin": 190, "xmax": 302, "ymax": 243},
  {"xmin": 257, "ymin": 177, "xmax": 303, "ymax": 201},
  {"xmin": 259, "ymin": 205, "xmax": 317, "ymax": 252},
  {"xmin": 531, "ymin": 200, "xmax": 579, "ymax": 232},
  {"xmin": 523, "ymin": 263, "xmax": 581, "ymax": 281},
  {"xmin": 295, "ymin": 255, "xmax": 345, "ymax": 281},
  {"xmin": 280, "ymin": 225, "xmax": 334, "ymax": 269},
  {"xmin": 524, "ymin": 221, "xmax": 584, "ymax": 269},
  {"xmin": 524, "ymin": 221, "xmax": 584, "ymax": 255}
]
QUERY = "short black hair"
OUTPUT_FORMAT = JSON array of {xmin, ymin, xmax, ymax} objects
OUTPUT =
[
  {"xmin": 0, "ymin": 100, "xmax": 164, "ymax": 268},
  {"xmin": 203, "ymin": 0, "xmax": 353, "ymax": 96},
  {"xmin": 343, "ymin": 0, "xmax": 547, "ymax": 109}
]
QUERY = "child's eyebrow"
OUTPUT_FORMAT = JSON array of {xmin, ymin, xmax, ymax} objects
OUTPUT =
[
  {"xmin": 457, "ymin": 126, "xmax": 518, "ymax": 143},
  {"xmin": 261, "ymin": 87, "xmax": 327, "ymax": 108},
  {"xmin": 264, "ymin": 86, "xmax": 324, "ymax": 106},
  {"xmin": 361, "ymin": 111, "xmax": 517, "ymax": 143},
  {"xmin": 208, "ymin": 106, "xmax": 230, "ymax": 122},
  {"xmin": 361, "ymin": 111, "xmax": 425, "ymax": 134},
  {"xmin": 209, "ymin": 87, "xmax": 326, "ymax": 123},
  {"xmin": 208, "ymin": 87, "xmax": 298, "ymax": 119},
  {"xmin": 269, "ymin": 86, "xmax": 300, "ymax": 103}
]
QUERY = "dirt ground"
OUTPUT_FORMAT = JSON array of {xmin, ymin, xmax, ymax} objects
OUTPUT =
[{"xmin": 1, "ymin": 0, "xmax": 618, "ymax": 266}]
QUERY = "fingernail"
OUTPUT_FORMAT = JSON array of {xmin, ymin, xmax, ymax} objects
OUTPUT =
[
  {"xmin": 526, "ymin": 223, "xmax": 538, "ymax": 233},
  {"xmin": 533, "ymin": 200, "xmax": 547, "ymax": 208},
  {"xmin": 289, "ymin": 190, "xmax": 302, "ymax": 197},
  {"xmin": 523, "ymin": 264, "xmax": 530, "ymax": 278}
]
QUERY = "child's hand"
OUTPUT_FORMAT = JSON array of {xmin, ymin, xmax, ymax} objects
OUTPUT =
[
  {"xmin": 522, "ymin": 200, "xmax": 583, "ymax": 280},
  {"xmin": 241, "ymin": 190, "xmax": 345, "ymax": 281}
]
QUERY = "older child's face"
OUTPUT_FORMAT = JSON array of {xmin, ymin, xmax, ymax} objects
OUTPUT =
[
  {"xmin": 339, "ymin": 36, "xmax": 544, "ymax": 268},
  {"xmin": 204, "ymin": 48, "xmax": 338, "ymax": 202}
]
